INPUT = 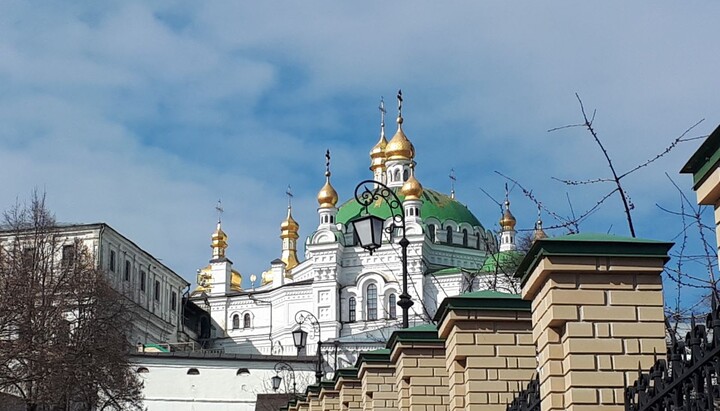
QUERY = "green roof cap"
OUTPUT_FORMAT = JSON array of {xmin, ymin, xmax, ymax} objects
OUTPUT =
[
  {"xmin": 433, "ymin": 290, "xmax": 530, "ymax": 324},
  {"xmin": 386, "ymin": 324, "xmax": 443, "ymax": 349},
  {"xmin": 515, "ymin": 233, "xmax": 674, "ymax": 287},
  {"xmin": 680, "ymin": 124, "xmax": 720, "ymax": 190},
  {"xmin": 354, "ymin": 349, "xmax": 391, "ymax": 368},
  {"xmin": 332, "ymin": 367, "xmax": 358, "ymax": 382},
  {"xmin": 336, "ymin": 188, "xmax": 483, "ymax": 228},
  {"xmin": 305, "ymin": 384, "xmax": 320, "ymax": 395}
]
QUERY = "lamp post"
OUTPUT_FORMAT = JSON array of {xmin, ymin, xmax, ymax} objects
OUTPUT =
[
  {"xmin": 271, "ymin": 361, "xmax": 297, "ymax": 394},
  {"xmin": 351, "ymin": 180, "xmax": 413, "ymax": 329},
  {"xmin": 292, "ymin": 310, "xmax": 324, "ymax": 383}
]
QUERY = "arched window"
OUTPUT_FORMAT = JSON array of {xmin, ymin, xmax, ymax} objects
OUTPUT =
[
  {"xmin": 476, "ymin": 233, "xmax": 481, "ymax": 249},
  {"xmin": 236, "ymin": 368, "xmax": 250, "ymax": 376},
  {"xmin": 446, "ymin": 226, "xmax": 453, "ymax": 244},
  {"xmin": 187, "ymin": 368, "xmax": 200, "ymax": 375},
  {"xmin": 243, "ymin": 313, "xmax": 251, "ymax": 329},
  {"xmin": 462, "ymin": 229, "xmax": 468, "ymax": 247},
  {"xmin": 136, "ymin": 367, "xmax": 149, "ymax": 374},
  {"xmin": 232, "ymin": 314, "xmax": 239, "ymax": 330},
  {"xmin": 349, "ymin": 297, "xmax": 356, "ymax": 322},
  {"xmin": 403, "ymin": 169, "xmax": 409, "ymax": 181},
  {"xmin": 366, "ymin": 284, "xmax": 377, "ymax": 321},
  {"xmin": 388, "ymin": 294, "xmax": 397, "ymax": 319},
  {"xmin": 428, "ymin": 224, "xmax": 436, "ymax": 242},
  {"xmin": 394, "ymin": 169, "xmax": 401, "ymax": 182}
]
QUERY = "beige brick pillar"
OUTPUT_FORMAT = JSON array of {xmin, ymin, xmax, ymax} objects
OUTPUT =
[
  {"xmin": 356, "ymin": 349, "xmax": 396, "ymax": 411},
  {"xmin": 681, "ymin": 125, "xmax": 720, "ymax": 266},
  {"xmin": 334, "ymin": 369, "xmax": 362, "ymax": 411},
  {"xmin": 307, "ymin": 387, "xmax": 322, "ymax": 411},
  {"xmin": 388, "ymin": 325, "xmax": 449, "ymax": 411},
  {"xmin": 517, "ymin": 234, "xmax": 672, "ymax": 411},
  {"xmin": 297, "ymin": 399, "xmax": 310, "ymax": 411},
  {"xmin": 320, "ymin": 382, "xmax": 341, "ymax": 411},
  {"xmin": 435, "ymin": 290, "xmax": 535, "ymax": 411}
]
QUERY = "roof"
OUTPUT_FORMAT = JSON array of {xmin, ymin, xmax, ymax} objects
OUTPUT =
[
  {"xmin": 353, "ymin": 348, "xmax": 391, "ymax": 368},
  {"xmin": 515, "ymin": 233, "xmax": 674, "ymax": 287},
  {"xmin": 481, "ymin": 250, "xmax": 524, "ymax": 273},
  {"xmin": 680, "ymin": 124, "xmax": 720, "ymax": 189},
  {"xmin": 433, "ymin": 290, "xmax": 530, "ymax": 324},
  {"xmin": 386, "ymin": 324, "xmax": 442, "ymax": 349},
  {"xmin": 131, "ymin": 351, "xmax": 318, "ymax": 363},
  {"xmin": 336, "ymin": 188, "xmax": 483, "ymax": 228}
]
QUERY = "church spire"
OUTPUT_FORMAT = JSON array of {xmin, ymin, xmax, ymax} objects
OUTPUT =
[
  {"xmin": 499, "ymin": 185, "xmax": 517, "ymax": 252},
  {"xmin": 211, "ymin": 200, "xmax": 228, "ymax": 259},
  {"xmin": 280, "ymin": 186, "xmax": 300, "ymax": 273},
  {"xmin": 370, "ymin": 97, "xmax": 388, "ymax": 184},
  {"xmin": 532, "ymin": 204, "xmax": 548, "ymax": 242},
  {"xmin": 385, "ymin": 90, "xmax": 416, "ymax": 188},
  {"xmin": 317, "ymin": 150, "xmax": 339, "ymax": 209}
]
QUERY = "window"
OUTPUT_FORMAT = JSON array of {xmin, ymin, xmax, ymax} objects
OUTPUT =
[
  {"xmin": 393, "ymin": 169, "xmax": 400, "ymax": 182},
  {"xmin": 140, "ymin": 271, "xmax": 146, "ymax": 291},
  {"xmin": 403, "ymin": 169, "xmax": 409, "ymax": 181},
  {"xmin": 243, "ymin": 313, "xmax": 251, "ymax": 329},
  {"xmin": 137, "ymin": 367, "xmax": 149, "ymax": 374},
  {"xmin": 124, "ymin": 260, "xmax": 131, "ymax": 281},
  {"xmin": 446, "ymin": 226, "xmax": 453, "ymax": 244},
  {"xmin": 366, "ymin": 284, "xmax": 377, "ymax": 321},
  {"xmin": 61, "ymin": 245, "xmax": 75, "ymax": 267},
  {"xmin": 171, "ymin": 291, "xmax": 177, "ymax": 311},
  {"xmin": 236, "ymin": 368, "xmax": 250, "ymax": 376},
  {"xmin": 388, "ymin": 294, "xmax": 397, "ymax": 319},
  {"xmin": 349, "ymin": 297, "xmax": 356, "ymax": 322},
  {"xmin": 428, "ymin": 224, "xmax": 436, "ymax": 242},
  {"xmin": 187, "ymin": 368, "xmax": 200, "ymax": 375},
  {"xmin": 232, "ymin": 314, "xmax": 240, "ymax": 329},
  {"xmin": 109, "ymin": 250, "xmax": 116, "ymax": 272},
  {"xmin": 154, "ymin": 280, "xmax": 160, "ymax": 301},
  {"xmin": 462, "ymin": 229, "xmax": 469, "ymax": 247}
]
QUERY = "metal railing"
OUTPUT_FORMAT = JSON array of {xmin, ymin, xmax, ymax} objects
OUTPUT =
[{"xmin": 506, "ymin": 374, "xmax": 540, "ymax": 411}]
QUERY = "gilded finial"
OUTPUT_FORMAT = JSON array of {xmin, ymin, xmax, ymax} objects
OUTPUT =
[
  {"xmin": 380, "ymin": 97, "xmax": 386, "ymax": 138},
  {"xmin": 325, "ymin": 149, "xmax": 331, "ymax": 178},
  {"xmin": 317, "ymin": 149, "xmax": 339, "ymax": 208},
  {"xmin": 449, "ymin": 168, "xmax": 456, "ymax": 199},
  {"xmin": 385, "ymin": 90, "xmax": 415, "ymax": 161},
  {"xmin": 532, "ymin": 203, "xmax": 547, "ymax": 241},
  {"xmin": 499, "ymin": 184, "xmax": 517, "ymax": 231}
]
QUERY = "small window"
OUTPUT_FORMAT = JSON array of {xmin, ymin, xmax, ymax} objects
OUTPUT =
[
  {"xmin": 446, "ymin": 226, "xmax": 453, "ymax": 244},
  {"xmin": 393, "ymin": 169, "xmax": 400, "ymax": 182},
  {"xmin": 236, "ymin": 368, "xmax": 250, "ymax": 376},
  {"xmin": 462, "ymin": 229, "xmax": 469, "ymax": 247},
  {"xmin": 61, "ymin": 245, "xmax": 75, "ymax": 267},
  {"xmin": 171, "ymin": 291, "xmax": 177, "ymax": 311},
  {"xmin": 403, "ymin": 169, "xmax": 409, "ymax": 181},
  {"xmin": 388, "ymin": 294, "xmax": 397, "ymax": 319},
  {"xmin": 349, "ymin": 297, "xmax": 356, "ymax": 323},
  {"xmin": 243, "ymin": 313, "xmax": 251, "ymax": 329},
  {"xmin": 109, "ymin": 250, "xmax": 116, "ymax": 272},
  {"xmin": 154, "ymin": 280, "xmax": 160, "ymax": 301},
  {"xmin": 366, "ymin": 284, "xmax": 377, "ymax": 321},
  {"xmin": 124, "ymin": 261, "xmax": 131, "ymax": 281},
  {"xmin": 187, "ymin": 368, "xmax": 200, "ymax": 375},
  {"xmin": 232, "ymin": 314, "xmax": 240, "ymax": 330},
  {"xmin": 428, "ymin": 224, "xmax": 436, "ymax": 242},
  {"xmin": 137, "ymin": 367, "xmax": 149, "ymax": 374},
  {"xmin": 140, "ymin": 271, "xmax": 146, "ymax": 291}
]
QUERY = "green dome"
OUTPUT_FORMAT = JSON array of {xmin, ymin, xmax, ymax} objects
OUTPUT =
[
  {"xmin": 336, "ymin": 188, "xmax": 483, "ymax": 229},
  {"xmin": 481, "ymin": 251, "xmax": 524, "ymax": 273}
]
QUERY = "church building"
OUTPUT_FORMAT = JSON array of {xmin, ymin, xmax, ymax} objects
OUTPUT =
[{"xmin": 189, "ymin": 94, "xmax": 544, "ymax": 373}]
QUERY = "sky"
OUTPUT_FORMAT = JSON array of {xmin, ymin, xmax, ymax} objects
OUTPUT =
[{"xmin": 1, "ymin": 2, "xmax": 719, "ymax": 306}]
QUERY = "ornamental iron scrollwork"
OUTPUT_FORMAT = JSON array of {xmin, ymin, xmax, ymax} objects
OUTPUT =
[
  {"xmin": 506, "ymin": 373, "xmax": 541, "ymax": 411},
  {"xmin": 625, "ymin": 295, "xmax": 720, "ymax": 410},
  {"xmin": 353, "ymin": 179, "xmax": 406, "ymax": 239}
]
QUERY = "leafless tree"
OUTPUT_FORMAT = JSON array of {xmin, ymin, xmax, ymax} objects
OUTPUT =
[{"xmin": 0, "ymin": 192, "xmax": 143, "ymax": 411}]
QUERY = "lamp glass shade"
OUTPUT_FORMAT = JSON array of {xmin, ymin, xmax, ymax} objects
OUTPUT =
[
  {"xmin": 292, "ymin": 328, "xmax": 307, "ymax": 350},
  {"xmin": 271, "ymin": 374, "xmax": 282, "ymax": 391},
  {"xmin": 352, "ymin": 215, "xmax": 384, "ymax": 251}
]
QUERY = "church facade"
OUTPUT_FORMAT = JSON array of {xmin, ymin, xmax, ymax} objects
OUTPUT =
[{"xmin": 189, "ymin": 95, "xmax": 542, "ymax": 373}]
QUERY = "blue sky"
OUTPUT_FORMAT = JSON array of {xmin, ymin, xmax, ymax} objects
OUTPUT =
[{"xmin": 1, "ymin": 2, "xmax": 719, "ymax": 308}]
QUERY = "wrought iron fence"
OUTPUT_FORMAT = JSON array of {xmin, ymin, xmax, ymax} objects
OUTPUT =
[
  {"xmin": 625, "ymin": 298, "xmax": 720, "ymax": 410},
  {"xmin": 507, "ymin": 373, "xmax": 540, "ymax": 411}
]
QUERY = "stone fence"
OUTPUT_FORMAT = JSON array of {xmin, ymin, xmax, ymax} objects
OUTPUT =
[{"xmin": 281, "ymin": 234, "xmax": 672, "ymax": 411}]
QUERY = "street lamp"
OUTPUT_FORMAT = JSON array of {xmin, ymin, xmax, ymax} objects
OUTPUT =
[
  {"xmin": 271, "ymin": 361, "xmax": 296, "ymax": 394},
  {"xmin": 351, "ymin": 180, "xmax": 413, "ymax": 328},
  {"xmin": 293, "ymin": 310, "xmax": 324, "ymax": 383}
]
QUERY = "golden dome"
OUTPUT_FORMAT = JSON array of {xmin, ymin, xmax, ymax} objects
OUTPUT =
[
  {"xmin": 499, "ymin": 200, "xmax": 517, "ymax": 230},
  {"xmin": 317, "ymin": 173, "xmax": 339, "ymax": 208},
  {"xmin": 369, "ymin": 135, "xmax": 388, "ymax": 170},
  {"xmin": 400, "ymin": 173, "xmax": 423, "ymax": 200},
  {"xmin": 261, "ymin": 268, "xmax": 272, "ymax": 286},
  {"xmin": 280, "ymin": 207, "xmax": 299, "ymax": 233},
  {"xmin": 211, "ymin": 222, "xmax": 228, "ymax": 258},
  {"xmin": 385, "ymin": 117, "xmax": 415, "ymax": 161},
  {"xmin": 230, "ymin": 269, "xmax": 242, "ymax": 292}
]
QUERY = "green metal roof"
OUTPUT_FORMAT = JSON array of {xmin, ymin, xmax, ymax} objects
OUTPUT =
[
  {"xmin": 680, "ymin": 124, "xmax": 720, "ymax": 189},
  {"xmin": 481, "ymin": 250, "xmax": 524, "ymax": 273},
  {"xmin": 433, "ymin": 290, "xmax": 530, "ymax": 324},
  {"xmin": 336, "ymin": 188, "xmax": 483, "ymax": 228},
  {"xmin": 514, "ymin": 233, "xmax": 674, "ymax": 287},
  {"xmin": 386, "ymin": 324, "xmax": 443, "ymax": 350},
  {"xmin": 354, "ymin": 349, "xmax": 391, "ymax": 368},
  {"xmin": 332, "ymin": 367, "xmax": 358, "ymax": 382}
]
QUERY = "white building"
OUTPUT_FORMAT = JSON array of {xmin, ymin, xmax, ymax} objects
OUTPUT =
[
  {"xmin": 188, "ymin": 95, "xmax": 541, "ymax": 372},
  {"xmin": 0, "ymin": 223, "xmax": 190, "ymax": 345}
]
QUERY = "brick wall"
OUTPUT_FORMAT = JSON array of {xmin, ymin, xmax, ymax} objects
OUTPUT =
[
  {"xmin": 359, "ymin": 363, "xmax": 396, "ymax": 411},
  {"xmin": 336, "ymin": 375, "xmax": 362, "ymax": 411},
  {"xmin": 391, "ymin": 341, "xmax": 449, "ymax": 411}
]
